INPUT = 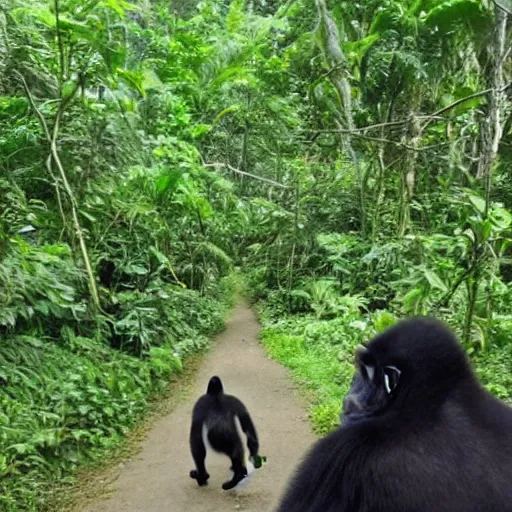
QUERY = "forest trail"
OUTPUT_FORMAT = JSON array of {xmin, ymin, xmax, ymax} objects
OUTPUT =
[{"xmin": 82, "ymin": 301, "xmax": 316, "ymax": 512}]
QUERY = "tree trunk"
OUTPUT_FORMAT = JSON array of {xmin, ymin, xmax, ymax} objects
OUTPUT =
[
  {"xmin": 477, "ymin": 4, "xmax": 508, "ymax": 188},
  {"xmin": 467, "ymin": 4, "xmax": 508, "ymax": 343},
  {"xmin": 315, "ymin": 0, "xmax": 366, "ymax": 233},
  {"xmin": 398, "ymin": 100, "xmax": 422, "ymax": 237}
]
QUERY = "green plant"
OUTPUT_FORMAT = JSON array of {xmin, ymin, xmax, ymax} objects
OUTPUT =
[{"xmin": 1, "ymin": 0, "xmax": 511, "ymax": 507}]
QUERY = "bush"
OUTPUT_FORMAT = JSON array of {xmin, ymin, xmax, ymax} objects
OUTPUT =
[
  {"xmin": 0, "ymin": 277, "xmax": 234, "ymax": 511},
  {"xmin": 258, "ymin": 296, "xmax": 512, "ymax": 437}
]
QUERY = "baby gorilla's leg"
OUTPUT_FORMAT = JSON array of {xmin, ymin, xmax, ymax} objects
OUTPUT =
[
  {"xmin": 222, "ymin": 444, "xmax": 247, "ymax": 490},
  {"xmin": 190, "ymin": 469, "xmax": 210, "ymax": 486}
]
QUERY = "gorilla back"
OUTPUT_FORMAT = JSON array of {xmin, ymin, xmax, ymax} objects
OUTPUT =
[
  {"xmin": 276, "ymin": 318, "xmax": 512, "ymax": 512},
  {"xmin": 189, "ymin": 376, "xmax": 260, "ymax": 490}
]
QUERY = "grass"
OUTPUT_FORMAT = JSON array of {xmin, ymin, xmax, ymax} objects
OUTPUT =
[
  {"xmin": 258, "ymin": 303, "xmax": 512, "ymax": 435},
  {"xmin": 53, "ymin": 351, "xmax": 207, "ymax": 512},
  {"xmin": 260, "ymin": 322, "xmax": 355, "ymax": 435}
]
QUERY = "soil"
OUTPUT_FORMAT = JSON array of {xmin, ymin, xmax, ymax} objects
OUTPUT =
[{"xmin": 81, "ymin": 301, "xmax": 316, "ymax": 512}]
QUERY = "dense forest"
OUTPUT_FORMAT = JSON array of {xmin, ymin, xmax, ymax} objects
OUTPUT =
[{"xmin": 0, "ymin": 0, "xmax": 511, "ymax": 509}]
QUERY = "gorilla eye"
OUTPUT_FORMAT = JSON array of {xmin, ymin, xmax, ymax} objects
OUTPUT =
[{"xmin": 383, "ymin": 366, "xmax": 401, "ymax": 394}]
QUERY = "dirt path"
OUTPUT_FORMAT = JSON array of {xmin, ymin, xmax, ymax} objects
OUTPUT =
[{"xmin": 82, "ymin": 301, "xmax": 316, "ymax": 512}]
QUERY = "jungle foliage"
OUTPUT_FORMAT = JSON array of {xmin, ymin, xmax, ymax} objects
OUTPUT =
[{"xmin": 0, "ymin": 0, "xmax": 510, "ymax": 508}]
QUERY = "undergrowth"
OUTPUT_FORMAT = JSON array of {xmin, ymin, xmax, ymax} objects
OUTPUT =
[
  {"xmin": 258, "ymin": 300, "xmax": 512, "ymax": 435},
  {"xmin": 0, "ymin": 275, "xmax": 239, "ymax": 512}
]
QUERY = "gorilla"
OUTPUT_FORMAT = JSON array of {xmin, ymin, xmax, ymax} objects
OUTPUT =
[
  {"xmin": 189, "ymin": 376, "xmax": 262, "ymax": 490},
  {"xmin": 276, "ymin": 317, "xmax": 512, "ymax": 512}
]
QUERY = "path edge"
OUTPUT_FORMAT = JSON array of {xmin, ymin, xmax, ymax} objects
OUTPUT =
[{"xmin": 52, "ymin": 300, "xmax": 240, "ymax": 512}]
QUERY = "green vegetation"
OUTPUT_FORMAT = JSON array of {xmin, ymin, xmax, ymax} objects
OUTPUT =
[
  {"xmin": 0, "ymin": 0, "xmax": 511, "ymax": 509},
  {"xmin": 0, "ymin": 276, "xmax": 235, "ymax": 510},
  {"xmin": 258, "ymin": 302, "xmax": 512, "ymax": 434}
]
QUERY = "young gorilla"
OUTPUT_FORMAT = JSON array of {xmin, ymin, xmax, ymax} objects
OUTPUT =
[
  {"xmin": 189, "ymin": 376, "xmax": 260, "ymax": 490},
  {"xmin": 276, "ymin": 318, "xmax": 512, "ymax": 512}
]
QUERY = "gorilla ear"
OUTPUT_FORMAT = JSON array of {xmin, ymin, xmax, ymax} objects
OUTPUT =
[
  {"xmin": 355, "ymin": 345, "xmax": 376, "ymax": 382},
  {"xmin": 383, "ymin": 366, "xmax": 401, "ymax": 394}
]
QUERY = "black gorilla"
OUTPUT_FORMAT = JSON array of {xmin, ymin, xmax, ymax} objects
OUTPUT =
[
  {"xmin": 189, "ymin": 376, "xmax": 260, "ymax": 490},
  {"xmin": 276, "ymin": 318, "xmax": 512, "ymax": 512}
]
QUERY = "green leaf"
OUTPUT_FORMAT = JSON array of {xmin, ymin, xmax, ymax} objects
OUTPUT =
[
  {"xmin": 116, "ymin": 69, "xmax": 144, "ymax": 96},
  {"xmin": 8, "ymin": 443, "xmax": 32, "ymax": 455},
  {"xmin": 150, "ymin": 247, "xmax": 169, "ymax": 266},
  {"xmin": 214, "ymin": 105, "xmax": 240, "ymax": 125},
  {"xmin": 481, "ymin": 219, "xmax": 492, "ymax": 241},
  {"xmin": 80, "ymin": 210, "xmax": 97, "ymax": 222},
  {"xmin": 12, "ymin": 6, "xmax": 55, "ymax": 27},
  {"xmin": 423, "ymin": 270, "xmax": 448, "ymax": 292},
  {"xmin": 343, "ymin": 34, "xmax": 380, "ymax": 61},
  {"xmin": 155, "ymin": 169, "xmax": 182, "ymax": 195},
  {"xmin": 290, "ymin": 289, "xmax": 312, "ymax": 301},
  {"xmin": 402, "ymin": 287, "xmax": 423, "ymax": 308},
  {"xmin": 423, "ymin": 0, "xmax": 491, "ymax": 35},
  {"xmin": 98, "ymin": 0, "xmax": 138, "ymax": 16},
  {"xmin": 211, "ymin": 67, "xmax": 252, "ymax": 89},
  {"xmin": 468, "ymin": 194, "xmax": 485, "ymax": 214},
  {"xmin": 490, "ymin": 207, "xmax": 512, "ymax": 230},
  {"xmin": 463, "ymin": 228, "xmax": 476, "ymax": 243},
  {"xmin": 373, "ymin": 311, "xmax": 397, "ymax": 332},
  {"xmin": 142, "ymin": 69, "xmax": 163, "ymax": 91},
  {"xmin": 62, "ymin": 80, "xmax": 77, "ymax": 98},
  {"xmin": 124, "ymin": 264, "xmax": 148, "ymax": 275},
  {"xmin": 226, "ymin": 0, "xmax": 246, "ymax": 33}
]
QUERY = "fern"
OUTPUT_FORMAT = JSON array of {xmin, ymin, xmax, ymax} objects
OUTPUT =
[{"xmin": 196, "ymin": 241, "xmax": 233, "ymax": 269}]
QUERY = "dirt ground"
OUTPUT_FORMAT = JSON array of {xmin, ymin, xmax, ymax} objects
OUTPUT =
[{"xmin": 81, "ymin": 302, "xmax": 317, "ymax": 512}]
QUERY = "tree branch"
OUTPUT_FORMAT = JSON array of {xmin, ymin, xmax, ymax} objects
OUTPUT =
[
  {"xmin": 15, "ymin": 70, "xmax": 100, "ymax": 309},
  {"xmin": 54, "ymin": 0, "xmax": 65, "ymax": 94},
  {"xmin": 421, "ymin": 82, "xmax": 511, "ymax": 132},
  {"xmin": 303, "ymin": 129, "xmax": 453, "ymax": 151},
  {"xmin": 204, "ymin": 162, "xmax": 290, "ymax": 188},
  {"xmin": 302, "ymin": 84, "xmax": 511, "ymax": 138}
]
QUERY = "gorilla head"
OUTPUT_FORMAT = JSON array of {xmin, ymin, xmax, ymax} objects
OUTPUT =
[{"xmin": 341, "ymin": 318, "xmax": 472, "ymax": 425}]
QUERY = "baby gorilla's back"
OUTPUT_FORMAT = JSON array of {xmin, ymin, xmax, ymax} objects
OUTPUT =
[
  {"xmin": 206, "ymin": 413, "xmax": 240, "ymax": 455},
  {"xmin": 189, "ymin": 376, "xmax": 260, "ymax": 490}
]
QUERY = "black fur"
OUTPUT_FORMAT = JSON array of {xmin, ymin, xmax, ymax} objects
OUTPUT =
[
  {"xmin": 277, "ymin": 317, "xmax": 512, "ymax": 512},
  {"xmin": 189, "ymin": 376, "xmax": 259, "ymax": 490}
]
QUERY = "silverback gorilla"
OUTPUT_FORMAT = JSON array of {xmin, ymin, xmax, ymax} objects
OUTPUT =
[
  {"xmin": 276, "ymin": 318, "xmax": 512, "ymax": 512},
  {"xmin": 189, "ymin": 376, "xmax": 260, "ymax": 490}
]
